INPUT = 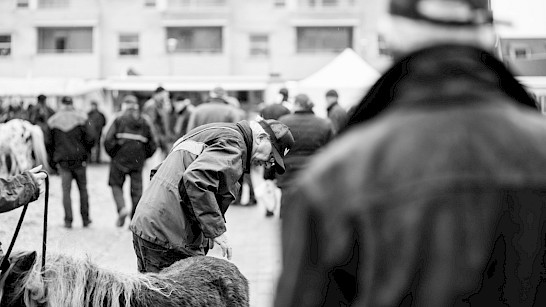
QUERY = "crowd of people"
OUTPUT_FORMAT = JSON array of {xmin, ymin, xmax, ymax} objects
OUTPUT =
[{"xmin": 2, "ymin": 0, "xmax": 546, "ymax": 305}]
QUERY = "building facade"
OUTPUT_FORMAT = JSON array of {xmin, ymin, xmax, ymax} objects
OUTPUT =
[{"xmin": 0, "ymin": 0, "xmax": 385, "ymax": 81}]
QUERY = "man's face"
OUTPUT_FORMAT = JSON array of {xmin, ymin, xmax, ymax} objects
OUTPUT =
[{"xmin": 251, "ymin": 133, "xmax": 274, "ymax": 168}]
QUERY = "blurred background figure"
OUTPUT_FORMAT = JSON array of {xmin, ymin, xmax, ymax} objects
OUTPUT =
[
  {"xmin": 29, "ymin": 94, "xmax": 56, "ymax": 171},
  {"xmin": 324, "ymin": 89, "xmax": 348, "ymax": 135},
  {"xmin": 170, "ymin": 96, "xmax": 194, "ymax": 140},
  {"xmin": 276, "ymin": 93, "xmax": 333, "ymax": 217},
  {"xmin": 47, "ymin": 96, "xmax": 95, "ymax": 229},
  {"xmin": 186, "ymin": 86, "xmax": 244, "ymax": 132},
  {"xmin": 87, "ymin": 101, "xmax": 106, "ymax": 164},
  {"xmin": 143, "ymin": 86, "xmax": 171, "ymax": 157},
  {"xmin": 104, "ymin": 95, "xmax": 156, "ymax": 227},
  {"xmin": 1, "ymin": 96, "xmax": 27, "ymax": 123},
  {"xmin": 275, "ymin": 0, "xmax": 546, "ymax": 306}
]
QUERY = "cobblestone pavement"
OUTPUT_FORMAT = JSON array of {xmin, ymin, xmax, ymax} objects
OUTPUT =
[{"xmin": 0, "ymin": 162, "xmax": 282, "ymax": 307}]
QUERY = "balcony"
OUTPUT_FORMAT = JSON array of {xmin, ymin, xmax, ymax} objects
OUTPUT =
[{"xmin": 297, "ymin": 0, "xmax": 355, "ymax": 10}]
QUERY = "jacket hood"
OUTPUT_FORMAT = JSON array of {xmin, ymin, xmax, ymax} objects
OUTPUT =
[{"xmin": 344, "ymin": 44, "xmax": 538, "ymax": 133}]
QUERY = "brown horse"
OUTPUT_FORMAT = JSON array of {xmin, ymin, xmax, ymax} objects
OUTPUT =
[{"xmin": 0, "ymin": 251, "xmax": 249, "ymax": 307}]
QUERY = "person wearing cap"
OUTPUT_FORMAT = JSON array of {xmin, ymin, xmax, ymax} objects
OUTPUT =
[
  {"xmin": 130, "ymin": 118, "xmax": 294, "ymax": 273},
  {"xmin": 324, "ymin": 89, "xmax": 348, "ymax": 135},
  {"xmin": 275, "ymin": 1, "xmax": 546, "ymax": 306},
  {"xmin": 47, "ymin": 96, "xmax": 96, "ymax": 229},
  {"xmin": 277, "ymin": 94, "xmax": 333, "ymax": 217},
  {"xmin": 104, "ymin": 95, "xmax": 157, "ymax": 227}
]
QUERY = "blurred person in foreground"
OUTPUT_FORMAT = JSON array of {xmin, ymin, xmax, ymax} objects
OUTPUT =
[
  {"xmin": 324, "ymin": 89, "xmax": 348, "ymax": 135},
  {"xmin": 0, "ymin": 165, "xmax": 46, "ymax": 258},
  {"xmin": 104, "ymin": 95, "xmax": 156, "ymax": 227},
  {"xmin": 130, "ymin": 118, "xmax": 294, "ymax": 273},
  {"xmin": 275, "ymin": 0, "xmax": 546, "ymax": 306},
  {"xmin": 87, "ymin": 101, "xmax": 107, "ymax": 164},
  {"xmin": 277, "ymin": 94, "xmax": 333, "ymax": 217},
  {"xmin": 47, "ymin": 96, "xmax": 95, "ymax": 229}
]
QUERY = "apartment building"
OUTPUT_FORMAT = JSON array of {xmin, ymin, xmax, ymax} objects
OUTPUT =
[{"xmin": 0, "ymin": 0, "xmax": 384, "ymax": 85}]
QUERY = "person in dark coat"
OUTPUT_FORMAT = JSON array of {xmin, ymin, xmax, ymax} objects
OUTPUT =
[
  {"xmin": 130, "ymin": 118, "xmax": 294, "ymax": 273},
  {"xmin": 324, "ymin": 89, "xmax": 348, "ymax": 135},
  {"xmin": 277, "ymin": 93, "xmax": 333, "ymax": 217},
  {"xmin": 29, "ymin": 94, "xmax": 56, "ymax": 171},
  {"xmin": 275, "ymin": 0, "xmax": 546, "ymax": 306},
  {"xmin": 87, "ymin": 101, "xmax": 107, "ymax": 163},
  {"xmin": 0, "ymin": 165, "xmax": 46, "ymax": 258},
  {"xmin": 47, "ymin": 96, "xmax": 95, "ymax": 229},
  {"xmin": 104, "ymin": 95, "xmax": 157, "ymax": 227}
]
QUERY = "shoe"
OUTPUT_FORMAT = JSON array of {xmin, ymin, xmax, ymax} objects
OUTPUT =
[
  {"xmin": 83, "ymin": 220, "xmax": 92, "ymax": 228},
  {"xmin": 64, "ymin": 221, "xmax": 72, "ymax": 229},
  {"xmin": 116, "ymin": 209, "xmax": 129, "ymax": 227}
]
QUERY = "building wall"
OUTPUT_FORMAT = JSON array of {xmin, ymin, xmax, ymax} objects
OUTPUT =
[{"xmin": 0, "ymin": 0, "xmax": 384, "ymax": 80}]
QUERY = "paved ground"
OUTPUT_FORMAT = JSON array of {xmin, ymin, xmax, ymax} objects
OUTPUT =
[{"xmin": 0, "ymin": 162, "xmax": 282, "ymax": 307}]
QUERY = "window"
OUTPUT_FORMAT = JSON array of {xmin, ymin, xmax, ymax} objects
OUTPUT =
[
  {"xmin": 144, "ymin": 0, "xmax": 156, "ymax": 7},
  {"xmin": 296, "ymin": 27, "xmax": 352, "ymax": 53},
  {"xmin": 0, "ymin": 35, "xmax": 11, "ymax": 56},
  {"xmin": 300, "ymin": 0, "xmax": 339, "ymax": 7},
  {"xmin": 249, "ymin": 34, "xmax": 269, "ymax": 57},
  {"xmin": 16, "ymin": 0, "xmax": 30, "ymax": 8},
  {"xmin": 119, "ymin": 34, "xmax": 139, "ymax": 56},
  {"xmin": 509, "ymin": 44, "xmax": 531, "ymax": 59},
  {"xmin": 38, "ymin": 27, "xmax": 93, "ymax": 54},
  {"xmin": 168, "ymin": 0, "xmax": 226, "ymax": 7},
  {"xmin": 166, "ymin": 27, "xmax": 222, "ymax": 53},
  {"xmin": 38, "ymin": 0, "xmax": 69, "ymax": 8}
]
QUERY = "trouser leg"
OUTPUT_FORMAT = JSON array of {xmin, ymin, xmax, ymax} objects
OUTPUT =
[
  {"xmin": 73, "ymin": 165, "xmax": 90, "ymax": 224},
  {"xmin": 129, "ymin": 170, "xmax": 143, "ymax": 219},
  {"xmin": 59, "ymin": 167, "xmax": 73, "ymax": 224}
]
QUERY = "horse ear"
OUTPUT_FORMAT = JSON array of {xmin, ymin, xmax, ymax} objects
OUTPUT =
[{"xmin": 11, "ymin": 251, "xmax": 37, "ymax": 272}]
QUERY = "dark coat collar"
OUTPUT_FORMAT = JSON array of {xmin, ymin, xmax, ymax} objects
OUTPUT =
[
  {"xmin": 235, "ymin": 120, "xmax": 253, "ymax": 173},
  {"xmin": 344, "ymin": 44, "xmax": 538, "ymax": 133}
]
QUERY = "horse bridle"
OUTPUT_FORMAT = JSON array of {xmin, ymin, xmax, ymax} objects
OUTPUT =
[{"xmin": 0, "ymin": 170, "xmax": 49, "ymax": 278}]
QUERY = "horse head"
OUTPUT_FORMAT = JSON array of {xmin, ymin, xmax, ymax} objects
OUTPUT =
[{"xmin": 0, "ymin": 251, "xmax": 37, "ymax": 307}]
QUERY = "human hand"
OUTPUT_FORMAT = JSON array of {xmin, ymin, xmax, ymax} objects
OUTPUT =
[
  {"xmin": 28, "ymin": 165, "xmax": 46, "ymax": 193},
  {"xmin": 213, "ymin": 232, "xmax": 232, "ymax": 260}
]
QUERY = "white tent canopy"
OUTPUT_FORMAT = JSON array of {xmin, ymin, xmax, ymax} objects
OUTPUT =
[{"xmin": 295, "ymin": 48, "xmax": 380, "ymax": 117}]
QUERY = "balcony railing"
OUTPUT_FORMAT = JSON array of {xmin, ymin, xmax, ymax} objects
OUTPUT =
[
  {"xmin": 38, "ymin": 0, "xmax": 70, "ymax": 8},
  {"xmin": 297, "ymin": 0, "xmax": 355, "ymax": 9}
]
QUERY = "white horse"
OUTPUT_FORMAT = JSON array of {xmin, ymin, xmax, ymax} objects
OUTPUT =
[
  {"xmin": 0, "ymin": 251, "xmax": 249, "ymax": 307},
  {"xmin": 0, "ymin": 119, "xmax": 50, "ymax": 176}
]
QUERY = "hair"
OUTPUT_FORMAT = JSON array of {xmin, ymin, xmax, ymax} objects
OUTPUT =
[
  {"xmin": 154, "ymin": 86, "xmax": 165, "ymax": 94},
  {"xmin": 6, "ymin": 252, "xmax": 248, "ymax": 307}
]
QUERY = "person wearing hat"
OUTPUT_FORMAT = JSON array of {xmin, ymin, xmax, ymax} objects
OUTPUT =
[
  {"xmin": 185, "ymin": 86, "xmax": 244, "ymax": 132},
  {"xmin": 275, "ymin": 0, "xmax": 546, "ymax": 306},
  {"xmin": 104, "ymin": 95, "xmax": 157, "ymax": 227},
  {"xmin": 47, "ymin": 96, "xmax": 96, "ymax": 229},
  {"xmin": 324, "ymin": 89, "xmax": 348, "ymax": 135},
  {"xmin": 130, "ymin": 117, "xmax": 294, "ymax": 273},
  {"xmin": 276, "ymin": 93, "xmax": 333, "ymax": 217}
]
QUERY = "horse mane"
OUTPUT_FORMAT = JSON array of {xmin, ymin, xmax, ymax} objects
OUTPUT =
[{"xmin": 16, "ymin": 253, "xmax": 178, "ymax": 307}]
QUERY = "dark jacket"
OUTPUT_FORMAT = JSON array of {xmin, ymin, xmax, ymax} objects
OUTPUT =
[
  {"xmin": 130, "ymin": 121, "xmax": 253, "ymax": 255},
  {"xmin": 87, "ymin": 109, "xmax": 106, "ymax": 138},
  {"xmin": 47, "ymin": 106, "xmax": 95, "ymax": 168},
  {"xmin": 104, "ymin": 111, "xmax": 157, "ymax": 171},
  {"xmin": 277, "ymin": 110, "xmax": 333, "ymax": 188},
  {"xmin": 186, "ymin": 100, "xmax": 244, "ymax": 132},
  {"xmin": 327, "ymin": 102, "xmax": 348, "ymax": 135},
  {"xmin": 275, "ymin": 45, "xmax": 546, "ymax": 307},
  {"xmin": 0, "ymin": 171, "xmax": 39, "ymax": 214}
]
